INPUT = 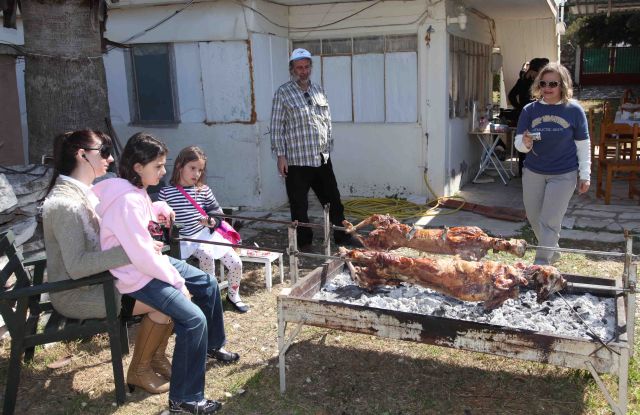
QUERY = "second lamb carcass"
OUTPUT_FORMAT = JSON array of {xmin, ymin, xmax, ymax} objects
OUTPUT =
[
  {"xmin": 342, "ymin": 214, "xmax": 526, "ymax": 260},
  {"xmin": 339, "ymin": 248, "xmax": 566, "ymax": 309}
]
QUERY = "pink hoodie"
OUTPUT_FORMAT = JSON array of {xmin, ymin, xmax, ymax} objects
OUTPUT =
[{"xmin": 93, "ymin": 178, "xmax": 185, "ymax": 294}]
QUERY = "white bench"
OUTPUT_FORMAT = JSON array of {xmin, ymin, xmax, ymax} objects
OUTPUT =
[{"xmin": 219, "ymin": 249, "xmax": 284, "ymax": 292}]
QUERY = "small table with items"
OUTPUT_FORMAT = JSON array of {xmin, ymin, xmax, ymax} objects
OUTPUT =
[
  {"xmin": 219, "ymin": 249, "xmax": 284, "ymax": 292},
  {"xmin": 469, "ymin": 128, "xmax": 513, "ymax": 185}
]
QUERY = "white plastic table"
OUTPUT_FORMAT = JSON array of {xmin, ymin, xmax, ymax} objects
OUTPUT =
[
  {"xmin": 614, "ymin": 111, "xmax": 640, "ymax": 126},
  {"xmin": 219, "ymin": 250, "xmax": 284, "ymax": 292}
]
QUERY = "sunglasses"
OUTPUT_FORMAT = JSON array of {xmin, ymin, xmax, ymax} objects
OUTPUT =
[
  {"xmin": 539, "ymin": 80, "xmax": 560, "ymax": 88},
  {"xmin": 82, "ymin": 144, "xmax": 112, "ymax": 159},
  {"xmin": 303, "ymin": 92, "xmax": 313, "ymax": 106}
]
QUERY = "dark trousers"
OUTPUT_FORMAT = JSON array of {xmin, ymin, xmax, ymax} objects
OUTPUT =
[{"xmin": 285, "ymin": 158, "xmax": 348, "ymax": 246}]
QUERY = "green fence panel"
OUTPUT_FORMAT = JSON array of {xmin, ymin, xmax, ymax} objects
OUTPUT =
[
  {"xmin": 614, "ymin": 47, "xmax": 640, "ymax": 74},
  {"xmin": 583, "ymin": 48, "xmax": 610, "ymax": 74}
]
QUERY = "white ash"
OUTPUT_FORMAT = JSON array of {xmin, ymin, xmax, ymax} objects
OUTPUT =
[{"xmin": 313, "ymin": 272, "xmax": 616, "ymax": 341}]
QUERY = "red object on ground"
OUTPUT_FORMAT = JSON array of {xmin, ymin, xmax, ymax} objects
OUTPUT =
[{"xmin": 438, "ymin": 198, "xmax": 527, "ymax": 222}]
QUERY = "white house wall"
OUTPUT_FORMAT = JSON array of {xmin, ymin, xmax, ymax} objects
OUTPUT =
[
  {"xmin": 104, "ymin": 1, "xmax": 290, "ymax": 208},
  {"xmin": 287, "ymin": 0, "xmax": 431, "ymax": 200},
  {"xmin": 106, "ymin": 0, "xmax": 288, "ymax": 42},
  {"xmin": 497, "ymin": 17, "xmax": 559, "ymax": 98},
  {"xmin": 427, "ymin": 6, "xmax": 493, "ymax": 197}
]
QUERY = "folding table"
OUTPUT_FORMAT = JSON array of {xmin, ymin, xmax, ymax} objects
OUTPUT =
[{"xmin": 470, "ymin": 130, "xmax": 512, "ymax": 185}]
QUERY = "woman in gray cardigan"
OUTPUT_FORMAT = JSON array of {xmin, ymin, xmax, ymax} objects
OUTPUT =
[{"xmin": 42, "ymin": 130, "xmax": 172, "ymax": 395}]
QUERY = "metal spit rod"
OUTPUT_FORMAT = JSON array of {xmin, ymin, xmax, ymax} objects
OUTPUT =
[
  {"xmin": 176, "ymin": 237, "xmax": 284, "ymax": 254},
  {"xmin": 208, "ymin": 212, "xmax": 350, "ymax": 231},
  {"xmin": 209, "ymin": 213, "xmax": 637, "ymax": 259}
]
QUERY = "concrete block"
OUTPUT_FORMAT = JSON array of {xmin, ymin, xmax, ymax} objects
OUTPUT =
[
  {"xmin": 560, "ymin": 229, "xmax": 625, "ymax": 243},
  {"xmin": 570, "ymin": 209, "xmax": 617, "ymax": 219}
]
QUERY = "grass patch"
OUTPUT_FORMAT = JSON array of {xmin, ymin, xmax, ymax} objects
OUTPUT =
[{"xmin": 0, "ymin": 225, "xmax": 637, "ymax": 414}]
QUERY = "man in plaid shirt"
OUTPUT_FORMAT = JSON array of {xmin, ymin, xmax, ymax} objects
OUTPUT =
[{"xmin": 270, "ymin": 48, "xmax": 360, "ymax": 250}]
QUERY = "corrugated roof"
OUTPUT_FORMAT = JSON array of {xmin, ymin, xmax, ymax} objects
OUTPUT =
[{"xmin": 565, "ymin": 0, "xmax": 640, "ymax": 16}]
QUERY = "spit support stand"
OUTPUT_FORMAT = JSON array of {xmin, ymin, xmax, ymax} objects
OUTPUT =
[
  {"xmin": 323, "ymin": 204, "xmax": 331, "ymax": 257},
  {"xmin": 288, "ymin": 223, "xmax": 300, "ymax": 284},
  {"xmin": 624, "ymin": 230, "xmax": 636, "ymax": 357},
  {"xmin": 583, "ymin": 231, "xmax": 635, "ymax": 415}
]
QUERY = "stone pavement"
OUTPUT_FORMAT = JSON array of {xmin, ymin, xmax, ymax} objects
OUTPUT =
[
  {"xmin": 575, "ymin": 84, "xmax": 639, "ymax": 101},
  {"xmin": 238, "ymin": 171, "xmax": 639, "ymax": 246}
]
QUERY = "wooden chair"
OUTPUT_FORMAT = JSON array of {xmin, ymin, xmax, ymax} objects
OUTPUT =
[
  {"xmin": 596, "ymin": 123, "xmax": 640, "ymax": 204},
  {"xmin": 588, "ymin": 108, "xmax": 597, "ymax": 164},
  {"xmin": 0, "ymin": 231, "xmax": 127, "ymax": 415},
  {"xmin": 621, "ymin": 88, "xmax": 634, "ymax": 106}
]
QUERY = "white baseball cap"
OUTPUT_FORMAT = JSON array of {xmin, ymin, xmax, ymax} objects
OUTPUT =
[{"xmin": 289, "ymin": 48, "xmax": 312, "ymax": 62}]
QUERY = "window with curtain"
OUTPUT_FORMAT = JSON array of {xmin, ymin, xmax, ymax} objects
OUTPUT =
[
  {"xmin": 448, "ymin": 35, "xmax": 491, "ymax": 119},
  {"xmin": 292, "ymin": 34, "xmax": 418, "ymax": 123}
]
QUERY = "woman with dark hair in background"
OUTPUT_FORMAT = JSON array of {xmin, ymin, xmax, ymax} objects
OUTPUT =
[
  {"xmin": 508, "ymin": 57, "xmax": 550, "ymax": 176},
  {"xmin": 42, "ymin": 130, "xmax": 173, "ymax": 395}
]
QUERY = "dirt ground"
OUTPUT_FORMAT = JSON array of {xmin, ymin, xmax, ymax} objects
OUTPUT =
[{"xmin": 0, "ymin": 225, "xmax": 638, "ymax": 414}]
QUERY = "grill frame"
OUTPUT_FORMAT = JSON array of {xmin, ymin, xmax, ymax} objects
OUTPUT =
[{"xmin": 277, "ymin": 259, "xmax": 634, "ymax": 414}]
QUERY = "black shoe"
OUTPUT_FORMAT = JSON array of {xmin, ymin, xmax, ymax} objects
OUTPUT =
[
  {"xmin": 298, "ymin": 243, "xmax": 313, "ymax": 253},
  {"xmin": 226, "ymin": 295, "xmax": 249, "ymax": 313},
  {"xmin": 169, "ymin": 398, "xmax": 221, "ymax": 414},
  {"xmin": 207, "ymin": 348, "xmax": 240, "ymax": 363},
  {"xmin": 336, "ymin": 235, "xmax": 363, "ymax": 248}
]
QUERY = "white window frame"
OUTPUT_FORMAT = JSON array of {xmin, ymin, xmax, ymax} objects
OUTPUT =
[{"xmin": 292, "ymin": 34, "xmax": 418, "ymax": 124}]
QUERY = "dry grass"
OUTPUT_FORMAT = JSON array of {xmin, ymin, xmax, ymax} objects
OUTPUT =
[{"xmin": 0, "ymin": 226, "xmax": 638, "ymax": 414}]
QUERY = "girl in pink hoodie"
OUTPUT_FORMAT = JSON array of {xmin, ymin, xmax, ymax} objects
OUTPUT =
[{"xmin": 93, "ymin": 133, "xmax": 238, "ymax": 415}]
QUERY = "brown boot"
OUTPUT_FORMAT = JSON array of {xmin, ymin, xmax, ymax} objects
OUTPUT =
[
  {"xmin": 127, "ymin": 315, "xmax": 170, "ymax": 394},
  {"xmin": 151, "ymin": 320, "xmax": 173, "ymax": 380}
]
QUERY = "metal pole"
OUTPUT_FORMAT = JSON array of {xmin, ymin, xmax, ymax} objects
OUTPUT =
[
  {"xmin": 277, "ymin": 299, "xmax": 287, "ymax": 395},
  {"xmin": 288, "ymin": 225, "xmax": 299, "ymax": 284},
  {"xmin": 323, "ymin": 204, "xmax": 331, "ymax": 257},
  {"xmin": 176, "ymin": 237, "xmax": 283, "ymax": 254},
  {"xmin": 625, "ymin": 230, "xmax": 636, "ymax": 358}
]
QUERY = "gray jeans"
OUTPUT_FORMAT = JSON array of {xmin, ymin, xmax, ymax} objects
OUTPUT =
[{"xmin": 522, "ymin": 168, "xmax": 577, "ymax": 264}]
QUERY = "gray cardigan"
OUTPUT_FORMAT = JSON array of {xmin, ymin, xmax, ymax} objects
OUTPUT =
[{"xmin": 42, "ymin": 178, "xmax": 130, "ymax": 319}]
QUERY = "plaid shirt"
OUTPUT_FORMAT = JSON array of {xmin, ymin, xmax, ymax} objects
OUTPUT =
[{"xmin": 270, "ymin": 81, "xmax": 333, "ymax": 167}]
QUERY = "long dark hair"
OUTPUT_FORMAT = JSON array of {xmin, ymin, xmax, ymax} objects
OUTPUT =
[
  {"xmin": 119, "ymin": 132, "xmax": 168, "ymax": 188},
  {"xmin": 45, "ymin": 130, "xmax": 113, "ymax": 196},
  {"xmin": 169, "ymin": 146, "xmax": 207, "ymax": 187}
]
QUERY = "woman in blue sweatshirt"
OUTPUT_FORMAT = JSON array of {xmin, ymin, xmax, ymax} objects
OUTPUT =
[{"xmin": 514, "ymin": 62, "xmax": 590, "ymax": 265}]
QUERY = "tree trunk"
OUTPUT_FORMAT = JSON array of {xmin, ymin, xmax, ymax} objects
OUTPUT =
[{"xmin": 22, "ymin": 0, "xmax": 110, "ymax": 163}]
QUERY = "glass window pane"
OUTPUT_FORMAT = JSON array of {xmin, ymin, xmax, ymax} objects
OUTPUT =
[
  {"xmin": 322, "ymin": 38, "xmax": 352, "ymax": 55},
  {"xmin": 353, "ymin": 54, "xmax": 384, "ymax": 122},
  {"xmin": 385, "ymin": 34, "xmax": 417, "ymax": 52},
  {"xmin": 132, "ymin": 44, "xmax": 175, "ymax": 122},
  {"xmin": 291, "ymin": 40, "xmax": 321, "ymax": 56},
  {"xmin": 322, "ymin": 56, "xmax": 352, "ymax": 121},
  {"xmin": 386, "ymin": 52, "xmax": 417, "ymax": 122},
  {"xmin": 353, "ymin": 36, "xmax": 384, "ymax": 54}
]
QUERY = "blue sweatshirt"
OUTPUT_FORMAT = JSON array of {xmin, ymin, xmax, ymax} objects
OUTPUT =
[{"xmin": 516, "ymin": 100, "xmax": 589, "ymax": 175}]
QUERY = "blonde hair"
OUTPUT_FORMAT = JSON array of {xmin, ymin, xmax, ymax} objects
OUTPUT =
[
  {"xmin": 530, "ymin": 62, "xmax": 573, "ymax": 104},
  {"xmin": 169, "ymin": 146, "xmax": 208, "ymax": 187}
]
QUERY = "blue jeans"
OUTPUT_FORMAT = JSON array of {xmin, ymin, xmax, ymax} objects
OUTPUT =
[{"xmin": 127, "ymin": 257, "xmax": 226, "ymax": 402}]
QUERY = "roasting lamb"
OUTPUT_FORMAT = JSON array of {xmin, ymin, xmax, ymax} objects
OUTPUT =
[
  {"xmin": 339, "ymin": 248, "xmax": 566, "ymax": 309},
  {"xmin": 342, "ymin": 214, "xmax": 526, "ymax": 260}
]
